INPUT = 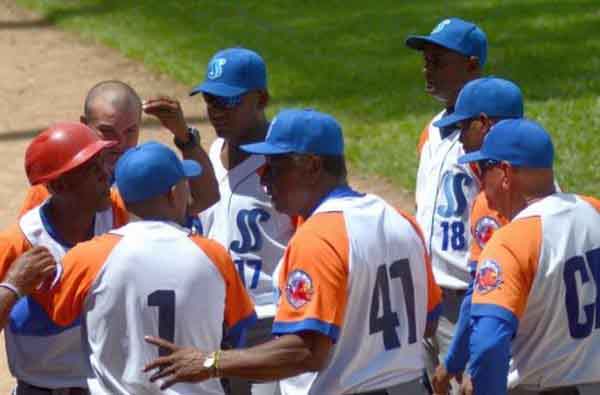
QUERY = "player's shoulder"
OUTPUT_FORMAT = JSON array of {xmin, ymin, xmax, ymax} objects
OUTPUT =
[
  {"xmin": 578, "ymin": 194, "xmax": 600, "ymax": 213},
  {"xmin": 486, "ymin": 216, "xmax": 542, "ymax": 256},
  {"xmin": 67, "ymin": 232, "xmax": 121, "ymax": 261},
  {"xmin": 189, "ymin": 233, "xmax": 229, "ymax": 256},
  {"xmin": 0, "ymin": 222, "xmax": 29, "ymax": 246}
]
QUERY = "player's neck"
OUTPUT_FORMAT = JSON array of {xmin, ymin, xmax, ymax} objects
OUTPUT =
[
  {"xmin": 46, "ymin": 197, "xmax": 97, "ymax": 245},
  {"xmin": 221, "ymin": 119, "xmax": 269, "ymax": 170}
]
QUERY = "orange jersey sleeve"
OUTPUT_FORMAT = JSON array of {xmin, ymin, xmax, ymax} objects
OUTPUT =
[
  {"xmin": 417, "ymin": 123, "xmax": 430, "ymax": 157},
  {"xmin": 109, "ymin": 188, "xmax": 129, "ymax": 227},
  {"xmin": 189, "ymin": 235, "xmax": 256, "ymax": 330},
  {"xmin": 18, "ymin": 185, "xmax": 50, "ymax": 219},
  {"xmin": 471, "ymin": 217, "xmax": 542, "ymax": 321},
  {"xmin": 580, "ymin": 195, "xmax": 600, "ymax": 213},
  {"xmin": 0, "ymin": 224, "xmax": 32, "ymax": 280},
  {"xmin": 36, "ymin": 234, "xmax": 120, "ymax": 327},
  {"xmin": 397, "ymin": 209, "xmax": 443, "ymax": 319},
  {"xmin": 273, "ymin": 212, "xmax": 349, "ymax": 342},
  {"xmin": 468, "ymin": 192, "xmax": 508, "ymax": 267}
]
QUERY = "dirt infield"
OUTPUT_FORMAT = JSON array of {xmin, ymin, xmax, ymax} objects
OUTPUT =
[{"xmin": 0, "ymin": 0, "xmax": 413, "ymax": 390}]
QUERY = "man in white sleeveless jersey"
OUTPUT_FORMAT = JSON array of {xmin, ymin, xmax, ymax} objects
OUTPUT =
[
  {"xmin": 405, "ymin": 18, "xmax": 487, "ymax": 392},
  {"xmin": 0, "ymin": 122, "xmax": 127, "ymax": 395},
  {"xmin": 35, "ymin": 141, "xmax": 256, "ymax": 395},
  {"xmin": 190, "ymin": 47, "xmax": 296, "ymax": 395},
  {"xmin": 457, "ymin": 119, "xmax": 600, "ymax": 395},
  {"xmin": 144, "ymin": 108, "xmax": 443, "ymax": 395}
]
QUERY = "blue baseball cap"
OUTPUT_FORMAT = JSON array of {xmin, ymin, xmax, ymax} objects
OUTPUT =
[
  {"xmin": 458, "ymin": 119, "xmax": 554, "ymax": 168},
  {"xmin": 434, "ymin": 77, "xmax": 524, "ymax": 128},
  {"xmin": 406, "ymin": 17, "xmax": 487, "ymax": 66},
  {"xmin": 115, "ymin": 142, "xmax": 202, "ymax": 203},
  {"xmin": 240, "ymin": 109, "xmax": 344, "ymax": 156},
  {"xmin": 190, "ymin": 47, "xmax": 267, "ymax": 98}
]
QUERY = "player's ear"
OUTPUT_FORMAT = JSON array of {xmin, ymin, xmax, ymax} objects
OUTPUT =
[
  {"xmin": 256, "ymin": 90, "xmax": 269, "ymax": 110},
  {"xmin": 466, "ymin": 56, "xmax": 480, "ymax": 73}
]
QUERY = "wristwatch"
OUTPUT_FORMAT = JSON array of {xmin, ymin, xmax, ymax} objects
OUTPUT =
[
  {"xmin": 174, "ymin": 126, "xmax": 201, "ymax": 150},
  {"xmin": 203, "ymin": 351, "xmax": 220, "ymax": 378}
]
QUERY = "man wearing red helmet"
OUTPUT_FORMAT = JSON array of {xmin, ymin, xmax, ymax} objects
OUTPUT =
[{"xmin": 0, "ymin": 122, "xmax": 128, "ymax": 395}]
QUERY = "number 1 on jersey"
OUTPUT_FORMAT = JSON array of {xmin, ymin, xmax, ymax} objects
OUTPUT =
[
  {"xmin": 369, "ymin": 259, "xmax": 417, "ymax": 350},
  {"xmin": 148, "ymin": 290, "xmax": 175, "ymax": 356}
]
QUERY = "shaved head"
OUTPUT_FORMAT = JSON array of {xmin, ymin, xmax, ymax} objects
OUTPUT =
[
  {"xmin": 81, "ymin": 80, "xmax": 142, "ymax": 170},
  {"xmin": 84, "ymin": 80, "xmax": 142, "ymax": 121}
]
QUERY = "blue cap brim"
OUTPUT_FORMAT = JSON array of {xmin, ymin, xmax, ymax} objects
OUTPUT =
[
  {"xmin": 457, "ymin": 150, "xmax": 489, "ymax": 164},
  {"xmin": 182, "ymin": 159, "xmax": 203, "ymax": 177},
  {"xmin": 240, "ymin": 142, "xmax": 293, "ymax": 155},
  {"xmin": 189, "ymin": 81, "xmax": 246, "ymax": 97},
  {"xmin": 433, "ymin": 113, "xmax": 471, "ymax": 128},
  {"xmin": 405, "ymin": 35, "xmax": 464, "ymax": 55}
]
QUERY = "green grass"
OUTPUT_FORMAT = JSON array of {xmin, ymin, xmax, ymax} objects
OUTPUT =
[{"xmin": 15, "ymin": 0, "xmax": 600, "ymax": 194}]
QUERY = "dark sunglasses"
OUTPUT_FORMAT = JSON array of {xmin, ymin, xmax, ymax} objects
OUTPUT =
[
  {"xmin": 203, "ymin": 93, "xmax": 244, "ymax": 109},
  {"xmin": 478, "ymin": 159, "xmax": 501, "ymax": 173}
]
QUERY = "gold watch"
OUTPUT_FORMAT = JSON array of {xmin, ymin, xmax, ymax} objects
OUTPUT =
[{"xmin": 203, "ymin": 351, "xmax": 220, "ymax": 378}]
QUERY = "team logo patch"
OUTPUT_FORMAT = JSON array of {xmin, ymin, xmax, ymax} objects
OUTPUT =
[
  {"xmin": 207, "ymin": 58, "xmax": 227, "ymax": 79},
  {"xmin": 286, "ymin": 270, "xmax": 314, "ymax": 309},
  {"xmin": 431, "ymin": 19, "xmax": 451, "ymax": 34},
  {"xmin": 475, "ymin": 259, "xmax": 503, "ymax": 294},
  {"xmin": 474, "ymin": 216, "xmax": 500, "ymax": 249}
]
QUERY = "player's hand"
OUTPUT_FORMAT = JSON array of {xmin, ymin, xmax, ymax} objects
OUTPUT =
[
  {"xmin": 143, "ymin": 336, "xmax": 210, "ymax": 389},
  {"xmin": 459, "ymin": 374, "xmax": 473, "ymax": 395},
  {"xmin": 5, "ymin": 246, "xmax": 56, "ymax": 295},
  {"xmin": 431, "ymin": 363, "xmax": 452, "ymax": 394},
  {"xmin": 143, "ymin": 96, "xmax": 188, "ymax": 140}
]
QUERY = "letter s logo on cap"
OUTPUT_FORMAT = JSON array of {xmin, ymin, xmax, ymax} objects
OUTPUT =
[
  {"xmin": 208, "ymin": 58, "xmax": 227, "ymax": 80},
  {"xmin": 431, "ymin": 19, "xmax": 451, "ymax": 34}
]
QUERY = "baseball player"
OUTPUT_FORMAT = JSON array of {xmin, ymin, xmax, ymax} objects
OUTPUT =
[
  {"xmin": 33, "ymin": 141, "xmax": 255, "ymax": 395},
  {"xmin": 189, "ymin": 48, "xmax": 295, "ymax": 394},
  {"xmin": 19, "ymin": 80, "xmax": 219, "ymax": 219},
  {"xmin": 423, "ymin": 76, "xmax": 523, "ymax": 392},
  {"xmin": 0, "ymin": 122, "xmax": 127, "ymax": 394},
  {"xmin": 405, "ymin": 17, "xmax": 487, "ymax": 388},
  {"xmin": 457, "ymin": 119, "xmax": 600, "ymax": 395},
  {"xmin": 143, "ymin": 108, "xmax": 442, "ymax": 395}
]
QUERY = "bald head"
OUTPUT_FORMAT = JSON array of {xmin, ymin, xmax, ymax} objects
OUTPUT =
[
  {"xmin": 84, "ymin": 80, "xmax": 142, "ymax": 121},
  {"xmin": 81, "ymin": 81, "xmax": 142, "ymax": 170}
]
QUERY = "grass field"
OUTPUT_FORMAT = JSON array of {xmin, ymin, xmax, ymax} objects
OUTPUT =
[{"xmin": 16, "ymin": 0, "xmax": 600, "ymax": 194}]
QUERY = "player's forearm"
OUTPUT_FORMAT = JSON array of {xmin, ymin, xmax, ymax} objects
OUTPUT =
[
  {"xmin": 181, "ymin": 143, "xmax": 219, "ymax": 214},
  {"xmin": 0, "ymin": 287, "xmax": 19, "ymax": 331},
  {"xmin": 468, "ymin": 316, "xmax": 512, "ymax": 395},
  {"xmin": 218, "ymin": 333, "xmax": 324, "ymax": 381},
  {"xmin": 444, "ymin": 284, "xmax": 473, "ymax": 373}
]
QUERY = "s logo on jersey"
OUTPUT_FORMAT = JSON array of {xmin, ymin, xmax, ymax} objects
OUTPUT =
[
  {"xmin": 475, "ymin": 259, "xmax": 503, "ymax": 294},
  {"xmin": 207, "ymin": 58, "xmax": 227, "ymax": 79},
  {"xmin": 474, "ymin": 216, "xmax": 500, "ymax": 249},
  {"xmin": 286, "ymin": 270, "xmax": 314, "ymax": 309}
]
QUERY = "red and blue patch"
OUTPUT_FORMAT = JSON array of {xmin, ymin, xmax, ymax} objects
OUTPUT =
[
  {"xmin": 286, "ymin": 270, "xmax": 314, "ymax": 309},
  {"xmin": 475, "ymin": 259, "xmax": 503, "ymax": 294},
  {"xmin": 474, "ymin": 216, "xmax": 500, "ymax": 249}
]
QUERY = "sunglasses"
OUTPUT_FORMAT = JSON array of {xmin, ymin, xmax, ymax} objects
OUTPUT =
[
  {"xmin": 477, "ymin": 159, "xmax": 501, "ymax": 173},
  {"xmin": 203, "ymin": 93, "xmax": 244, "ymax": 109}
]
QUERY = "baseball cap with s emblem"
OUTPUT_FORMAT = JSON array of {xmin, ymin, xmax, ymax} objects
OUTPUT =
[{"xmin": 190, "ymin": 47, "xmax": 267, "ymax": 98}]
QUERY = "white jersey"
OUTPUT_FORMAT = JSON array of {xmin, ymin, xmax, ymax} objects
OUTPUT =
[
  {"xmin": 1, "ymin": 201, "xmax": 121, "ymax": 389},
  {"xmin": 200, "ymin": 138, "xmax": 294, "ymax": 318},
  {"xmin": 415, "ymin": 111, "xmax": 480, "ymax": 289},
  {"xmin": 40, "ymin": 221, "xmax": 256, "ymax": 395},
  {"xmin": 274, "ymin": 192, "xmax": 440, "ymax": 394},
  {"xmin": 474, "ymin": 194, "xmax": 600, "ymax": 389}
]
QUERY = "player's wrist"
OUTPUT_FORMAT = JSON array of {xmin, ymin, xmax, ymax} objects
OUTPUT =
[
  {"xmin": 203, "ymin": 350, "xmax": 223, "ymax": 378},
  {"xmin": 0, "ymin": 282, "xmax": 23, "ymax": 299},
  {"xmin": 174, "ymin": 126, "xmax": 201, "ymax": 151}
]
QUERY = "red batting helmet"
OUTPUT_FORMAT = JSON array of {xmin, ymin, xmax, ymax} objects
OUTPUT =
[{"xmin": 25, "ymin": 122, "xmax": 117, "ymax": 185}]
